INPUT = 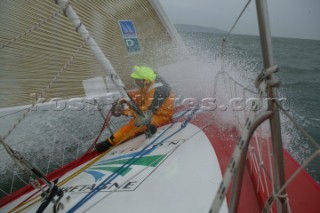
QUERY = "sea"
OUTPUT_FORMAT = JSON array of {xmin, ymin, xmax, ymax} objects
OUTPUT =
[{"xmin": 177, "ymin": 30, "xmax": 320, "ymax": 183}]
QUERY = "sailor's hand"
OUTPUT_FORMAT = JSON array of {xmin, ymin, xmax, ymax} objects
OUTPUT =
[{"xmin": 111, "ymin": 98, "xmax": 128, "ymax": 117}]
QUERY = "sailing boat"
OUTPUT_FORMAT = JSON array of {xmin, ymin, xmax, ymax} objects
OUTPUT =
[{"xmin": 0, "ymin": 0, "xmax": 319, "ymax": 212}]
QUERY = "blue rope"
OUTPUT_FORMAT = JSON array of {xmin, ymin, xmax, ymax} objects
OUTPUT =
[{"xmin": 67, "ymin": 109, "xmax": 197, "ymax": 212}]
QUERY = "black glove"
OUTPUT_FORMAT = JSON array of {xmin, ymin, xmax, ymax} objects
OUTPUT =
[
  {"xmin": 145, "ymin": 124, "xmax": 157, "ymax": 138},
  {"xmin": 111, "ymin": 98, "xmax": 128, "ymax": 117}
]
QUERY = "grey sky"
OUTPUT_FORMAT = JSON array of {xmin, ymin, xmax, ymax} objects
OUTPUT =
[{"xmin": 159, "ymin": 0, "xmax": 320, "ymax": 40}]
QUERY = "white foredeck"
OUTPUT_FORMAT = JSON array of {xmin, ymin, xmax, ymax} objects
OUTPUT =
[{"xmin": 3, "ymin": 122, "xmax": 227, "ymax": 213}]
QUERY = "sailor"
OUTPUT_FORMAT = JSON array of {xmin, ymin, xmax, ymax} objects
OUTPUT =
[{"xmin": 95, "ymin": 66, "xmax": 174, "ymax": 153}]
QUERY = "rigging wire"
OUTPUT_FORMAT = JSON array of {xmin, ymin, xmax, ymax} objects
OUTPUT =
[
  {"xmin": 226, "ymin": 0, "xmax": 253, "ymax": 37},
  {"xmin": 219, "ymin": 0, "xmax": 253, "ymax": 72},
  {"xmin": 213, "ymin": 0, "xmax": 256, "ymax": 100}
]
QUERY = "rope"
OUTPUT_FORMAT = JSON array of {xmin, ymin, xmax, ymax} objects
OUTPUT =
[
  {"xmin": 247, "ymin": 135, "xmax": 276, "ymax": 208},
  {"xmin": 83, "ymin": 111, "xmax": 113, "ymax": 156},
  {"xmin": 67, "ymin": 108, "xmax": 198, "ymax": 212},
  {"xmin": 253, "ymin": 133, "xmax": 270, "ymax": 195}
]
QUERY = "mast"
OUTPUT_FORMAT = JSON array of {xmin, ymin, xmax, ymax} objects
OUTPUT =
[{"xmin": 255, "ymin": 0, "xmax": 288, "ymax": 212}]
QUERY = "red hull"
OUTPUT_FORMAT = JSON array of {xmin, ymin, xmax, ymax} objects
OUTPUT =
[{"xmin": 191, "ymin": 112, "xmax": 320, "ymax": 212}]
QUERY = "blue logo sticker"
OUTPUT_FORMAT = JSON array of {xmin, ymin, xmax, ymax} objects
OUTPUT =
[{"xmin": 119, "ymin": 20, "xmax": 137, "ymax": 38}]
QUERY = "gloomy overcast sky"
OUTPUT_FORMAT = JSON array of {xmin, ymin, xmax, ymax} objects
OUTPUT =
[{"xmin": 159, "ymin": 0, "xmax": 320, "ymax": 40}]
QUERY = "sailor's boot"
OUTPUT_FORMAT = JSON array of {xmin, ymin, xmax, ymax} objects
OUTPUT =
[{"xmin": 95, "ymin": 136, "xmax": 114, "ymax": 153}]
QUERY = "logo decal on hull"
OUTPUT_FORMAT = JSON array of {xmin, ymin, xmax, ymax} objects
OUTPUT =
[
  {"xmin": 61, "ymin": 140, "xmax": 182, "ymax": 193},
  {"xmin": 85, "ymin": 154, "xmax": 166, "ymax": 182}
]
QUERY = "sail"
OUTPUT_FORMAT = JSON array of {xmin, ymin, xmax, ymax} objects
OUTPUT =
[
  {"xmin": 0, "ymin": 0, "xmax": 183, "ymax": 199},
  {"xmin": 0, "ymin": 0, "xmax": 180, "ymax": 108}
]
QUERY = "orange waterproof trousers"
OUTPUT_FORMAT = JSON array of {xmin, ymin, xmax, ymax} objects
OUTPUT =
[
  {"xmin": 108, "ymin": 76, "xmax": 174, "ymax": 146},
  {"xmin": 109, "ymin": 114, "xmax": 173, "ymax": 146}
]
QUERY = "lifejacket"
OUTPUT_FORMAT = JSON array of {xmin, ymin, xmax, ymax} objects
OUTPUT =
[{"xmin": 124, "ymin": 75, "xmax": 174, "ymax": 118}]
